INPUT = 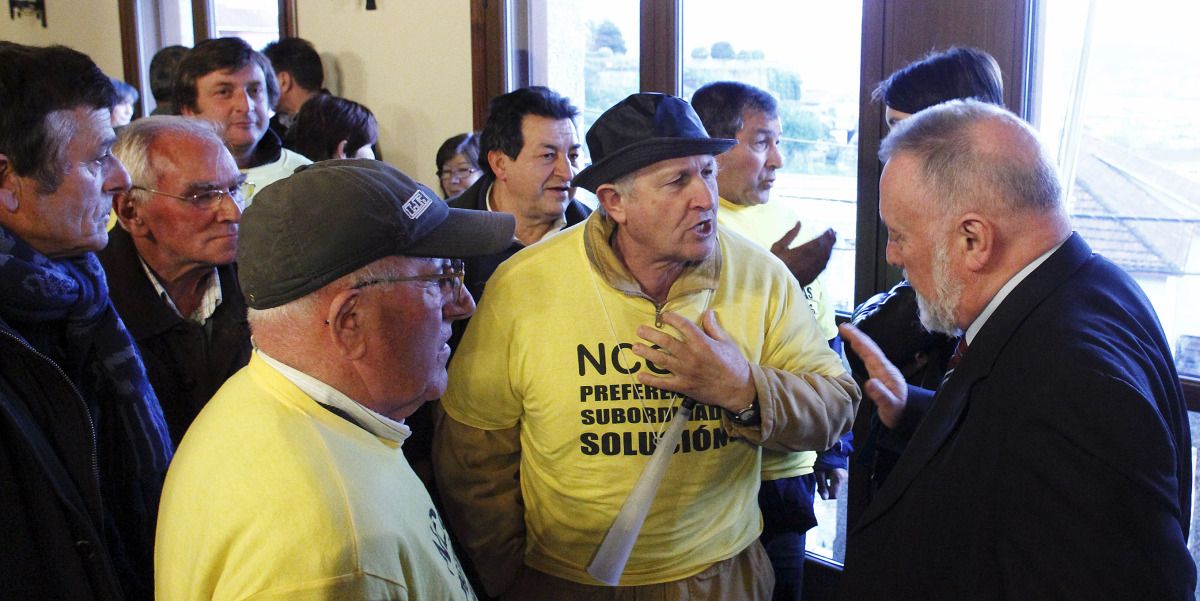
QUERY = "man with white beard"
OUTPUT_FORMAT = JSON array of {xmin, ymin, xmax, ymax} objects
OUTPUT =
[
  {"xmin": 838, "ymin": 99, "xmax": 1194, "ymax": 600},
  {"xmin": 915, "ymin": 243, "xmax": 962, "ymax": 335}
]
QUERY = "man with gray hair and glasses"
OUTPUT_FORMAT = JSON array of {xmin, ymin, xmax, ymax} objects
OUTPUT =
[
  {"xmin": 98, "ymin": 115, "xmax": 252, "ymax": 446},
  {"xmin": 155, "ymin": 160, "xmax": 514, "ymax": 600}
]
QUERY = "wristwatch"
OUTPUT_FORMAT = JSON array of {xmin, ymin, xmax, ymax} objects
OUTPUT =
[{"xmin": 728, "ymin": 400, "xmax": 760, "ymax": 426}]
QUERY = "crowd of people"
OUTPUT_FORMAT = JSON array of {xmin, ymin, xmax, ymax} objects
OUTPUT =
[{"xmin": 0, "ymin": 33, "xmax": 1194, "ymax": 601}]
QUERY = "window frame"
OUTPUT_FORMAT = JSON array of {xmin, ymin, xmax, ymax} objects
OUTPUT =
[
  {"xmin": 473, "ymin": 0, "xmax": 1036, "ymax": 308},
  {"xmin": 117, "ymin": 0, "xmax": 297, "ymax": 118}
]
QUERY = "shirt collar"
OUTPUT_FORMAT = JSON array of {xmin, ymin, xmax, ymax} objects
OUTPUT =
[
  {"xmin": 486, "ymin": 182, "xmax": 569, "ymax": 237},
  {"xmin": 484, "ymin": 181, "xmax": 497, "ymax": 212},
  {"xmin": 247, "ymin": 127, "xmax": 284, "ymax": 167},
  {"xmin": 581, "ymin": 211, "xmax": 721, "ymax": 300},
  {"xmin": 964, "ymin": 238, "xmax": 1067, "ymax": 344},
  {"xmin": 138, "ymin": 257, "xmax": 222, "ymax": 324},
  {"xmin": 256, "ymin": 349, "xmax": 412, "ymax": 444}
]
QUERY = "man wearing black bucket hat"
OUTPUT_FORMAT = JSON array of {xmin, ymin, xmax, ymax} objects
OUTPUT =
[
  {"xmin": 155, "ymin": 159, "xmax": 514, "ymax": 600},
  {"xmin": 434, "ymin": 93, "xmax": 859, "ymax": 600}
]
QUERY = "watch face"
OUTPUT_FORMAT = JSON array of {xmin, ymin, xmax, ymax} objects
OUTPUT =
[{"xmin": 733, "ymin": 404, "xmax": 759, "ymax": 425}]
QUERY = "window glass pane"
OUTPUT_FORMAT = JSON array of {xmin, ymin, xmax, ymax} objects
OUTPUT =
[
  {"xmin": 681, "ymin": 0, "xmax": 862, "ymax": 564},
  {"xmin": 134, "ymin": 0, "xmax": 192, "ymax": 115},
  {"xmin": 1038, "ymin": 1, "xmax": 1200, "ymax": 380},
  {"xmin": 508, "ymin": 0, "xmax": 640, "ymax": 143},
  {"xmin": 681, "ymin": 0, "xmax": 861, "ymax": 320},
  {"xmin": 161, "ymin": 0, "xmax": 194, "ymax": 47},
  {"xmin": 212, "ymin": 0, "xmax": 279, "ymax": 50}
]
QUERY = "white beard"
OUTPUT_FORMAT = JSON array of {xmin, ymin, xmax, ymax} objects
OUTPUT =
[{"xmin": 912, "ymin": 244, "xmax": 964, "ymax": 336}]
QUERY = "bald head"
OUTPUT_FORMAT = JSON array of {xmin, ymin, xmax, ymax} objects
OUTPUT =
[
  {"xmin": 878, "ymin": 100, "xmax": 1071, "ymax": 332},
  {"xmin": 880, "ymin": 99, "xmax": 1065, "ymax": 228}
]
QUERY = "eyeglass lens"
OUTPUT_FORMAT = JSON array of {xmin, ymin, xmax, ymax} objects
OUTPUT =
[{"xmin": 440, "ymin": 167, "xmax": 477, "ymax": 181}]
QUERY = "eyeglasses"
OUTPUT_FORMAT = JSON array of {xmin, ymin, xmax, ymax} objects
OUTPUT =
[
  {"xmin": 131, "ymin": 184, "xmax": 245, "ymax": 209},
  {"xmin": 438, "ymin": 167, "xmax": 479, "ymax": 183},
  {"xmin": 351, "ymin": 259, "xmax": 467, "ymax": 304}
]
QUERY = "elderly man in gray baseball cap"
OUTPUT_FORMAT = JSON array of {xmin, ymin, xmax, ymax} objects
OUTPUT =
[
  {"xmin": 434, "ymin": 93, "xmax": 859, "ymax": 600},
  {"xmin": 155, "ymin": 159, "xmax": 513, "ymax": 600}
]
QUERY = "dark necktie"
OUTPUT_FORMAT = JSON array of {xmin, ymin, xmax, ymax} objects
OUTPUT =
[{"xmin": 941, "ymin": 337, "xmax": 969, "ymax": 385}]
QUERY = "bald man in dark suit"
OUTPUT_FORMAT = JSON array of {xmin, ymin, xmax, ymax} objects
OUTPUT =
[{"xmin": 839, "ymin": 99, "xmax": 1194, "ymax": 600}]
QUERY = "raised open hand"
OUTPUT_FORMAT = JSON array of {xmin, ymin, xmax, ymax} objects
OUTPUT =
[
  {"xmin": 771, "ymin": 223, "xmax": 836, "ymax": 286},
  {"xmin": 839, "ymin": 322, "xmax": 907, "ymax": 429}
]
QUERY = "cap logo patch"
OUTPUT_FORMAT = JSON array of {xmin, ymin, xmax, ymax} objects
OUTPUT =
[{"xmin": 402, "ymin": 189, "xmax": 435, "ymax": 220}]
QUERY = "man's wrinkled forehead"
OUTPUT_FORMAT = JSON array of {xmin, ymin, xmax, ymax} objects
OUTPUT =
[
  {"xmin": 520, "ymin": 115, "xmax": 580, "ymax": 146},
  {"xmin": 878, "ymin": 152, "xmax": 928, "ymax": 219},
  {"xmin": 148, "ymin": 129, "xmax": 231, "ymax": 167},
  {"xmin": 54, "ymin": 106, "xmax": 116, "ymax": 152},
  {"xmin": 739, "ymin": 108, "xmax": 780, "ymax": 130}
]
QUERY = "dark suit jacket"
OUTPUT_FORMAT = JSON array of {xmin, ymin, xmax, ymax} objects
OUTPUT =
[{"xmin": 839, "ymin": 233, "xmax": 1195, "ymax": 600}]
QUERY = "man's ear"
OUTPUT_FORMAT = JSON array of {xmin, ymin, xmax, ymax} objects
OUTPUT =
[
  {"xmin": 595, "ymin": 184, "xmax": 627, "ymax": 225},
  {"xmin": 114, "ymin": 191, "xmax": 146, "ymax": 234},
  {"xmin": 488, "ymin": 149, "xmax": 510, "ymax": 181},
  {"xmin": 957, "ymin": 213, "xmax": 993, "ymax": 273},
  {"xmin": 276, "ymin": 71, "xmax": 293, "ymax": 96},
  {"xmin": 334, "ymin": 139, "xmax": 349, "ymax": 160},
  {"xmin": 179, "ymin": 103, "xmax": 196, "ymax": 117},
  {"xmin": 0, "ymin": 153, "xmax": 18, "ymax": 212},
  {"xmin": 325, "ymin": 288, "xmax": 368, "ymax": 361}
]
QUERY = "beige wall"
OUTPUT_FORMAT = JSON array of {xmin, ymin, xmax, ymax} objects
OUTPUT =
[
  {"xmin": 0, "ymin": 3, "xmax": 125, "ymax": 79},
  {"xmin": 0, "ymin": 1, "xmax": 474, "ymax": 192},
  {"xmin": 297, "ymin": 1, "xmax": 475, "ymax": 191}
]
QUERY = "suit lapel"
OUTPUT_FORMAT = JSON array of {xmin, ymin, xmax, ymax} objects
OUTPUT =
[
  {"xmin": 851, "ymin": 233, "xmax": 1094, "ymax": 534},
  {"xmin": 851, "ymin": 345, "xmax": 987, "ymax": 532}
]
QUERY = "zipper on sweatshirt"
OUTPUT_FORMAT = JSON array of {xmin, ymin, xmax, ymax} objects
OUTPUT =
[
  {"xmin": 0, "ymin": 329, "xmax": 100, "ymax": 492},
  {"xmin": 655, "ymin": 302, "xmax": 665, "ymax": 328}
]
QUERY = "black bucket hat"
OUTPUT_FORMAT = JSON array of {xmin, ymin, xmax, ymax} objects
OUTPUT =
[{"xmin": 572, "ymin": 93, "xmax": 736, "ymax": 193}]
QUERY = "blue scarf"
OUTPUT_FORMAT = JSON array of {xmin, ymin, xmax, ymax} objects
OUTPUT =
[{"xmin": 0, "ymin": 226, "xmax": 173, "ymax": 476}]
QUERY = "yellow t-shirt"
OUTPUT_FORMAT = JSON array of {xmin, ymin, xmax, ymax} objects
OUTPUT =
[
  {"xmin": 716, "ymin": 197, "xmax": 838, "ymax": 340},
  {"xmin": 156, "ymin": 354, "xmax": 476, "ymax": 601},
  {"xmin": 717, "ymin": 197, "xmax": 839, "ymax": 480},
  {"xmin": 441, "ymin": 213, "xmax": 845, "ymax": 585}
]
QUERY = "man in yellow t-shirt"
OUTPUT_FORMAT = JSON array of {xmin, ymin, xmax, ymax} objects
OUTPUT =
[
  {"xmin": 434, "ymin": 93, "xmax": 859, "ymax": 600},
  {"xmin": 155, "ymin": 160, "xmax": 515, "ymax": 600},
  {"xmin": 694, "ymin": 81, "xmax": 852, "ymax": 601}
]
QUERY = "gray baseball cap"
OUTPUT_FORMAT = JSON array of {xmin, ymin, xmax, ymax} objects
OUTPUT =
[{"xmin": 238, "ymin": 159, "xmax": 515, "ymax": 309}]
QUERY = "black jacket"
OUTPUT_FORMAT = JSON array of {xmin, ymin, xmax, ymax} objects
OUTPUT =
[
  {"xmin": 97, "ymin": 227, "xmax": 251, "ymax": 446},
  {"xmin": 446, "ymin": 173, "xmax": 592, "ymax": 304},
  {"xmin": 847, "ymin": 281, "xmax": 957, "ymax": 492},
  {"xmin": 0, "ymin": 318, "xmax": 132, "ymax": 600}
]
